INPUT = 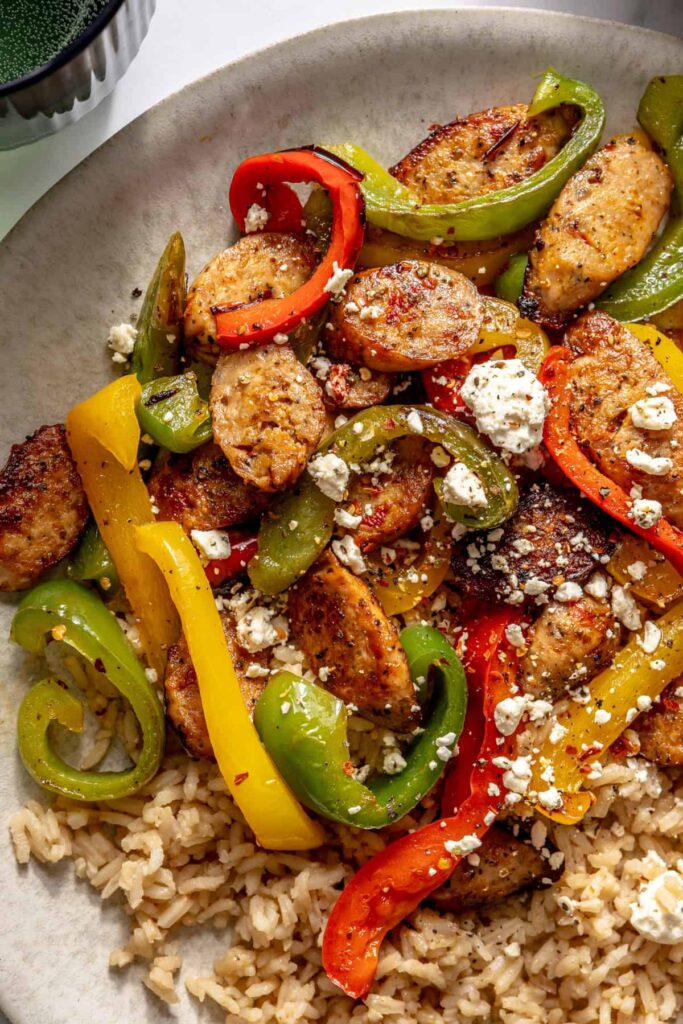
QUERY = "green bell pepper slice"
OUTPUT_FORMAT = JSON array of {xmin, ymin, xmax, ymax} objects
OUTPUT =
[
  {"xmin": 137, "ymin": 373, "xmax": 213, "ymax": 454},
  {"xmin": 323, "ymin": 68, "xmax": 604, "ymax": 242},
  {"xmin": 253, "ymin": 625, "xmax": 467, "ymax": 829},
  {"xmin": 12, "ymin": 580, "xmax": 165, "ymax": 801},
  {"xmin": 249, "ymin": 404, "xmax": 518, "ymax": 595},
  {"xmin": 597, "ymin": 76, "xmax": 683, "ymax": 321},
  {"xmin": 131, "ymin": 231, "xmax": 186, "ymax": 384},
  {"xmin": 494, "ymin": 254, "xmax": 528, "ymax": 305},
  {"xmin": 68, "ymin": 520, "xmax": 120, "ymax": 594}
]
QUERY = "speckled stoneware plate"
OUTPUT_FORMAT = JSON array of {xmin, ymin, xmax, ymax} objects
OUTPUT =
[{"xmin": 0, "ymin": 8, "xmax": 681, "ymax": 1023}]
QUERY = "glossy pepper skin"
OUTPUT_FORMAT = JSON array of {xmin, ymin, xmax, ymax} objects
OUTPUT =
[
  {"xmin": 135, "ymin": 521, "xmax": 324, "ymax": 851},
  {"xmin": 539, "ymin": 346, "xmax": 683, "ymax": 577},
  {"xmin": 253, "ymin": 626, "xmax": 467, "ymax": 829},
  {"xmin": 598, "ymin": 76, "xmax": 683, "ymax": 320},
  {"xmin": 494, "ymin": 253, "xmax": 528, "ymax": 305},
  {"xmin": 214, "ymin": 148, "xmax": 365, "ymax": 348},
  {"xmin": 13, "ymin": 580, "xmax": 165, "ymax": 801},
  {"xmin": 68, "ymin": 520, "xmax": 119, "ymax": 594},
  {"xmin": 249, "ymin": 405, "xmax": 518, "ymax": 595},
  {"xmin": 322, "ymin": 608, "xmax": 522, "ymax": 999},
  {"xmin": 130, "ymin": 232, "xmax": 186, "ymax": 384},
  {"xmin": 323, "ymin": 68, "xmax": 605, "ymax": 242},
  {"xmin": 137, "ymin": 373, "xmax": 212, "ymax": 454}
]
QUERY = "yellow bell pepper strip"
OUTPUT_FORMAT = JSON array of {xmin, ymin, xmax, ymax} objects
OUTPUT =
[
  {"xmin": 529, "ymin": 600, "xmax": 683, "ymax": 826},
  {"xmin": 66, "ymin": 376, "xmax": 179, "ymax": 677},
  {"xmin": 607, "ymin": 532, "xmax": 683, "ymax": 611},
  {"xmin": 625, "ymin": 322, "xmax": 683, "ymax": 386},
  {"xmin": 12, "ymin": 580, "xmax": 165, "ymax": 801},
  {"xmin": 367, "ymin": 504, "xmax": 451, "ymax": 615},
  {"xmin": 134, "ymin": 521, "xmax": 324, "ymax": 851},
  {"xmin": 323, "ymin": 69, "xmax": 605, "ymax": 242}
]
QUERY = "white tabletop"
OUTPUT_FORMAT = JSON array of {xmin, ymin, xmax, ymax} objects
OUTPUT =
[{"xmin": 0, "ymin": 0, "xmax": 680, "ymax": 242}]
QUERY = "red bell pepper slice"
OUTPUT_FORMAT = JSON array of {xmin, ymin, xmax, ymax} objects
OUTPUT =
[
  {"xmin": 203, "ymin": 531, "xmax": 258, "ymax": 587},
  {"xmin": 321, "ymin": 607, "xmax": 522, "ymax": 1000},
  {"xmin": 214, "ymin": 148, "xmax": 365, "ymax": 348},
  {"xmin": 540, "ymin": 346, "xmax": 683, "ymax": 577}
]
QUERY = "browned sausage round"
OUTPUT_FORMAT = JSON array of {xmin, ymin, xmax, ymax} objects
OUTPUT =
[
  {"xmin": 328, "ymin": 261, "xmax": 484, "ymax": 372},
  {"xmin": 210, "ymin": 343, "xmax": 327, "ymax": 493},
  {"xmin": 147, "ymin": 441, "xmax": 272, "ymax": 533},
  {"xmin": 0, "ymin": 424, "xmax": 88, "ymax": 591},
  {"xmin": 634, "ymin": 681, "xmax": 683, "ymax": 767},
  {"xmin": 287, "ymin": 550, "xmax": 418, "ymax": 731},
  {"xmin": 323, "ymin": 363, "xmax": 393, "ymax": 411},
  {"xmin": 184, "ymin": 233, "xmax": 317, "ymax": 365}
]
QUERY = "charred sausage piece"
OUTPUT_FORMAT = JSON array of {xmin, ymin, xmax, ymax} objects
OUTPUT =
[
  {"xmin": 184, "ymin": 233, "xmax": 317, "ymax": 365},
  {"xmin": 634, "ymin": 682, "xmax": 683, "ymax": 766},
  {"xmin": 451, "ymin": 481, "xmax": 614, "ymax": 605},
  {"xmin": 566, "ymin": 311, "xmax": 683, "ymax": 529},
  {"xmin": 323, "ymin": 363, "xmax": 393, "ymax": 410},
  {"xmin": 390, "ymin": 103, "xmax": 577, "ymax": 204},
  {"xmin": 429, "ymin": 823, "xmax": 563, "ymax": 913},
  {"xmin": 0, "ymin": 424, "xmax": 88, "ymax": 591},
  {"xmin": 521, "ymin": 134, "xmax": 672, "ymax": 327},
  {"xmin": 328, "ymin": 261, "xmax": 484, "ymax": 372},
  {"xmin": 147, "ymin": 441, "xmax": 272, "ymax": 533},
  {"xmin": 287, "ymin": 550, "xmax": 418, "ymax": 730},
  {"xmin": 343, "ymin": 437, "xmax": 434, "ymax": 551},
  {"xmin": 164, "ymin": 612, "xmax": 268, "ymax": 759},
  {"xmin": 210, "ymin": 344, "xmax": 326, "ymax": 493},
  {"xmin": 521, "ymin": 594, "xmax": 621, "ymax": 699}
]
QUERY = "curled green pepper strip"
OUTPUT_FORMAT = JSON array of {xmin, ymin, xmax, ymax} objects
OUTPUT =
[
  {"xmin": 323, "ymin": 68, "xmax": 604, "ymax": 241},
  {"xmin": 597, "ymin": 76, "xmax": 683, "ymax": 321},
  {"xmin": 249, "ymin": 405, "xmax": 518, "ymax": 595},
  {"xmin": 68, "ymin": 520, "xmax": 120, "ymax": 594},
  {"xmin": 494, "ymin": 253, "xmax": 528, "ymax": 305},
  {"xmin": 12, "ymin": 580, "xmax": 165, "ymax": 801},
  {"xmin": 253, "ymin": 626, "xmax": 467, "ymax": 829},
  {"xmin": 137, "ymin": 373, "xmax": 213, "ymax": 454},
  {"xmin": 131, "ymin": 232, "xmax": 186, "ymax": 384}
]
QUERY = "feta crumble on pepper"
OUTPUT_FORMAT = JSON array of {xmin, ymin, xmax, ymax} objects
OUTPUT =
[
  {"xmin": 460, "ymin": 358, "xmax": 549, "ymax": 454},
  {"xmin": 442, "ymin": 462, "xmax": 487, "ymax": 508},
  {"xmin": 244, "ymin": 203, "xmax": 270, "ymax": 233},
  {"xmin": 307, "ymin": 452, "xmax": 349, "ymax": 501},
  {"xmin": 190, "ymin": 528, "xmax": 232, "ymax": 561}
]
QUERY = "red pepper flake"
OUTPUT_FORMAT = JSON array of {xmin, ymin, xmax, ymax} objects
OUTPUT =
[{"xmin": 234, "ymin": 772, "xmax": 249, "ymax": 786}]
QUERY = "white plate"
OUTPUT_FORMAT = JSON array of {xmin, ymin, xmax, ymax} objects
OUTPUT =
[{"xmin": 0, "ymin": 9, "xmax": 681, "ymax": 1023}]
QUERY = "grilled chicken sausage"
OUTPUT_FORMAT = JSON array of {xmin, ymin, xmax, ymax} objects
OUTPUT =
[
  {"xmin": 164, "ymin": 612, "xmax": 268, "ymax": 760},
  {"xmin": 287, "ymin": 551, "xmax": 418, "ymax": 730},
  {"xmin": 210, "ymin": 344, "xmax": 326, "ymax": 493},
  {"xmin": 0, "ymin": 424, "xmax": 88, "ymax": 591},
  {"xmin": 521, "ymin": 134, "xmax": 672, "ymax": 327},
  {"xmin": 147, "ymin": 441, "xmax": 272, "ymax": 533},
  {"xmin": 429, "ymin": 823, "xmax": 563, "ymax": 913},
  {"xmin": 323, "ymin": 363, "xmax": 393, "ymax": 411},
  {"xmin": 390, "ymin": 103, "xmax": 576, "ymax": 204},
  {"xmin": 521, "ymin": 593, "xmax": 621, "ymax": 699},
  {"xmin": 328, "ymin": 261, "xmax": 484, "ymax": 372},
  {"xmin": 184, "ymin": 233, "xmax": 317, "ymax": 365},
  {"xmin": 451, "ymin": 482, "xmax": 614, "ymax": 605},
  {"xmin": 343, "ymin": 437, "xmax": 434, "ymax": 551},
  {"xmin": 635, "ymin": 682, "xmax": 683, "ymax": 766},
  {"xmin": 566, "ymin": 311, "xmax": 683, "ymax": 529}
]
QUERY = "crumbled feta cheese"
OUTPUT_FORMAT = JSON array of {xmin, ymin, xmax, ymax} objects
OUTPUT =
[
  {"xmin": 626, "ymin": 448, "xmax": 673, "ymax": 476},
  {"xmin": 144, "ymin": 667, "xmax": 158, "ymax": 684},
  {"xmin": 332, "ymin": 535, "xmax": 366, "ymax": 574},
  {"xmin": 493, "ymin": 755, "xmax": 532, "ymax": 796},
  {"xmin": 651, "ymin": 659, "xmax": 666, "ymax": 671},
  {"xmin": 420, "ymin": 514, "xmax": 434, "ymax": 532},
  {"xmin": 245, "ymin": 662, "xmax": 270, "ymax": 678},
  {"xmin": 630, "ymin": 870, "xmax": 683, "ymax": 944},
  {"xmin": 236, "ymin": 606, "xmax": 288, "ymax": 653},
  {"xmin": 334, "ymin": 507, "xmax": 362, "ymax": 529},
  {"xmin": 460, "ymin": 358, "xmax": 549, "ymax": 453},
  {"xmin": 611, "ymin": 585, "xmax": 641, "ymax": 631},
  {"xmin": 359, "ymin": 304, "xmax": 382, "ymax": 321},
  {"xmin": 505, "ymin": 623, "xmax": 525, "ymax": 648},
  {"xmin": 631, "ymin": 499, "xmax": 663, "ymax": 529},
  {"xmin": 627, "ymin": 561, "xmax": 648, "ymax": 581},
  {"xmin": 638, "ymin": 620, "xmax": 662, "ymax": 655},
  {"xmin": 524, "ymin": 577, "xmax": 551, "ymax": 596},
  {"xmin": 308, "ymin": 452, "xmax": 349, "ymax": 501},
  {"xmin": 318, "ymin": 666, "xmax": 331, "ymax": 682},
  {"xmin": 629, "ymin": 396, "xmax": 677, "ymax": 431},
  {"xmin": 280, "ymin": 701, "xmax": 291, "ymax": 714},
  {"xmin": 637, "ymin": 694, "xmax": 653, "ymax": 712},
  {"xmin": 273, "ymin": 332, "xmax": 289, "ymax": 345},
  {"xmin": 244, "ymin": 202, "xmax": 269, "ymax": 233},
  {"xmin": 406, "ymin": 409, "xmax": 424, "ymax": 434},
  {"xmin": 555, "ymin": 581, "xmax": 583, "ymax": 603},
  {"xmin": 323, "ymin": 261, "xmax": 354, "ymax": 298},
  {"xmin": 442, "ymin": 462, "xmax": 487, "ymax": 508},
  {"xmin": 584, "ymin": 572, "xmax": 609, "ymax": 599},
  {"xmin": 431, "ymin": 445, "xmax": 450, "ymax": 468},
  {"xmin": 382, "ymin": 750, "xmax": 408, "ymax": 775},
  {"xmin": 108, "ymin": 322, "xmax": 137, "ymax": 363},
  {"xmin": 537, "ymin": 786, "xmax": 563, "ymax": 811},
  {"xmin": 190, "ymin": 528, "xmax": 232, "ymax": 560},
  {"xmin": 494, "ymin": 696, "xmax": 527, "ymax": 736},
  {"xmin": 549, "ymin": 722, "xmax": 568, "ymax": 745},
  {"xmin": 444, "ymin": 834, "xmax": 482, "ymax": 858},
  {"xmin": 347, "ymin": 806, "xmax": 361, "ymax": 816},
  {"xmin": 594, "ymin": 708, "xmax": 611, "ymax": 725}
]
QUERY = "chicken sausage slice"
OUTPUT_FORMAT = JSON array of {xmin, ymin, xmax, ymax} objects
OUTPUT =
[
  {"xmin": 322, "ymin": 363, "xmax": 393, "ymax": 411},
  {"xmin": 287, "ymin": 550, "xmax": 418, "ymax": 730},
  {"xmin": 520, "ymin": 134, "xmax": 672, "ymax": 327},
  {"xmin": 328, "ymin": 261, "xmax": 484, "ymax": 372},
  {"xmin": 0, "ymin": 424, "xmax": 88, "ymax": 591},
  {"xmin": 390, "ymin": 103, "xmax": 577, "ymax": 204},
  {"xmin": 164, "ymin": 612, "xmax": 268, "ymax": 760},
  {"xmin": 633, "ymin": 681, "xmax": 683, "ymax": 766},
  {"xmin": 147, "ymin": 441, "xmax": 272, "ymax": 533},
  {"xmin": 210, "ymin": 343, "xmax": 327, "ymax": 493},
  {"xmin": 566, "ymin": 311, "xmax": 683, "ymax": 529}
]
